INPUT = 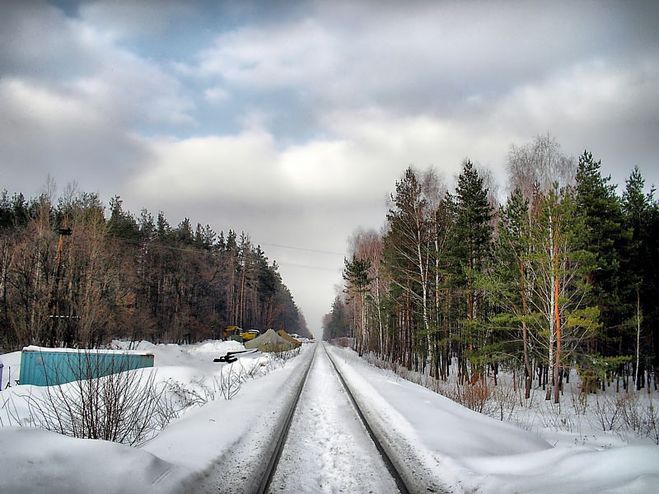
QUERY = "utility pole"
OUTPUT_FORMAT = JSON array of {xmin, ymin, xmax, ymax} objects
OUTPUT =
[{"xmin": 48, "ymin": 225, "xmax": 72, "ymax": 346}]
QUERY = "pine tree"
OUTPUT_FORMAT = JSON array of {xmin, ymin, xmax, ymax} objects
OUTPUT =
[
  {"xmin": 622, "ymin": 167, "xmax": 656, "ymax": 389},
  {"xmin": 450, "ymin": 160, "xmax": 493, "ymax": 381},
  {"xmin": 343, "ymin": 255, "xmax": 372, "ymax": 354},
  {"xmin": 487, "ymin": 187, "xmax": 535, "ymax": 397},
  {"xmin": 384, "ymin": 167, "xmax": 432, "ymax": 369},
  {"xmin": 107, "ymin": 196, "xmax": 140, "ymax": 241},
  {"xmin": 452, "ymin": 160, "xmax": 493, "ymax": 320},
  {"xmin": 574, "ymin": 151, "xmax": 628, "ymax": 356}
]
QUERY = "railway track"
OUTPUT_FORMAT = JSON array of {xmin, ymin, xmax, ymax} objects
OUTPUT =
[
  {"xmin": 258, "ymin": 342, "xmax": 413, "ymax": 494},
  {"xmin": 254, "ymin": 344, "xmax": 316, "ymax": 494}
]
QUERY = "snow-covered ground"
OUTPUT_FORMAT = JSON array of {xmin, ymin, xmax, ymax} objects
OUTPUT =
[
  {"xmin": 1, "ymin": 341, "xmax": 658, "ymax": 493},
  {"xmin": 0, "ymin": 341, "xmax": 313, "ymax": 493},
  {"xmin": 327, "ymin": 345, "xmax": 659, "ymax": 493},
  {"xmin": 363, "ymin": 352, "xmax": 659, "ymax": 451}
]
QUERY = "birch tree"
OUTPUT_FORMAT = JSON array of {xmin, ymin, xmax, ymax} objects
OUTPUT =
[
  {"xmin": 527, "ymin": 185, "xmax": 598, "ymax": 403},
  {"xmin": 384, "ymin": 167, "xmax": 433, "ymax": 369}
]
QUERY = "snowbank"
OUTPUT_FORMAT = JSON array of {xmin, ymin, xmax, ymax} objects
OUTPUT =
[
  {"xmin": 0, "ymin": 428, "xmax": 188, "ymax": 493},
  {"xmin": 327, "ymin": 345, "xmax": 659, "ymax": 493},
  {"xmin": 462, "ymin": 445, "xmax": 659, "ymax": 493},
  {"xmin": 142, "ymin": 346, "xmax": 311, "ymax": 471}
]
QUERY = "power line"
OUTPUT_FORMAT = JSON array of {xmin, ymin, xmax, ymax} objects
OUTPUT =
[
  {"xmin": 105, "ymin": 234, "xmax": 344, "ymax": 272},
  {"xmin": 276, "ymin": 261, "xmax": 343, "ymax": 272},
  {"xmin": 258, "ymin": 242, "xmax": 345, "ymax": 256},
  {"xmin": 107, "ymin": 234, "xmax": 346, "ymax": 258}
]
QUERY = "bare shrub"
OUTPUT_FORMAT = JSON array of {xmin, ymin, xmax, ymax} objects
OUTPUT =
[
  {"xmin": 218, "ymin": 363, "xmax": 244, "ymax": 400},
  {"xmin": 271, "ymin": 347, "xmax": 301, "ymax": 364},
  {"xmin": 644, "ymin": 401, "xmax": 659, "ymax": 444},
  {"xmin": 167, "ymin": 377, "xmax": 217, "ymax": 409},
  {"xmin": 540, "ymin": 406, "xmax": 575, "ymax": 432},
  {"xmin": 0, "ymin": 393, "xmax": 23, "ymax": 427},
  {"xmin": 592, "ymin": 393, "xmax": 623, "ymax": 432},
  {"xmin": 569, "ymin": 388, "xmax": 588, "ymax": 416},
  {"xmin": 491, "ymin": 382, "xmax": 519, "ymax": 421},
  {"xmin": 618, "ymin": 394, "xmax": 659, "ymax": 444},
  {"xmin": 442, "ymin": 381, "xmax": 491, "ymax": 413},
  {"xmin": 619, "ymin": 393, "xmax": 642, "ymax": 433},
  {"xmin": 23, "ymin": 367, "xmax": 172, "ymax": 446}
]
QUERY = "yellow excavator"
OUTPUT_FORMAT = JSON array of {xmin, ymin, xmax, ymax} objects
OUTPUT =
[
  {"xmin": 240, "ymin": 329, "xmax": 261, "ymax": 341},
  {"xmin": 223, "ymin": 326, "xmax": 260, "ymax": 342}
]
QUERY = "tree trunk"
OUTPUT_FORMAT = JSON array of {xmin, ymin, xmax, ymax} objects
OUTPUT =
[
  {"xmin": 635, "ymin": 287, "xmax": 641, "ymax": 390},
  {"xmin": 551, "ymin": 210, "xmax": 563, "ymax": 404},
  {"xmin": 520, "ymin": 260, "xmax": 532, "ymax": 399}
]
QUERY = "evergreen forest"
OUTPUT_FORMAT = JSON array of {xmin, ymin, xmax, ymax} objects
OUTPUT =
[{"xmin": 323, "ymin": 135, "xmax": 659, "ymax": 402}]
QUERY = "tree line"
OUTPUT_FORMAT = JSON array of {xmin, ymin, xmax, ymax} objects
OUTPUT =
[
  {"xmin": 323, "ymin": 135, "xmax": 658, "ymax": 402},
  {"xmin": 0, "ymin": 188, "xmax": 309, "ymax": 350}
]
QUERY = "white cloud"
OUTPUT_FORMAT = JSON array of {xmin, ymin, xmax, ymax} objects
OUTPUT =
[
  {"xmin": 185, "ymin": 0, "xmax": 650, "ymax": 115},
  {"xmin": 0, "ymin": 2, "xmax": 194, "ymax": 129},
  {"xmin": 1, "ymin": 78, "xmax": 98, "ymax": 127},
  {"xmin": 196, "ymin": 18, "xmax": 339, "ymax": 89},
  {"xmin": 481, "ymin": 57, "xmax": 659, "ymax": 185},
  {"xmin": 131, "ymin": 130, "xmax": 280, "ymax": 204},
  {"xmin": 129, "ymin": 107, "xmax": 516, "ymax": 229},
  {"xmin": 204, "ymin": 86, "xmax": 230, "ymax": 104}
]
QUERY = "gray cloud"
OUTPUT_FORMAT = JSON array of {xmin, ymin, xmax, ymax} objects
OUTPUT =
[
  {"xmin": 0, "ymin": 78, "xmax": 152, "ymax": 195},
  {"xmin": 190, "ymin": 1, "xmax": 659, "ymax": 114}
]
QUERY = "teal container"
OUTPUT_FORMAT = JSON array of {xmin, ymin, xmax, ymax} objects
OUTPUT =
[{"xmin": 19, "ymin": 347, "xmax": 154, "ymax": 386}]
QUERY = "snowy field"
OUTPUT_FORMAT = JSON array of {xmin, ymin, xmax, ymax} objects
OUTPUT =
[{"xmin": 0, "ymin": 341, "xmax": 658, "ymax": 493}]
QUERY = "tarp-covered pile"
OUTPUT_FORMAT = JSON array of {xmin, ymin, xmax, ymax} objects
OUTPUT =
[
  {"xmin": 244, "ymin": 329, "xmax": 294, "ymax": 352},
  {"xmin": 277, "ymin": 330, "xmax": 301, "ymax": 348}
]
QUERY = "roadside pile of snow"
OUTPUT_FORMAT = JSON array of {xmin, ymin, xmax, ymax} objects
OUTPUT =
[
  {"xmin": 185, "ymin": 339, "xmax": 245, "ymax": 355},
  {"xmin": 328, "ymin": 345, "xmax": 659, "ymax": 494},
  {"xmin": 111, "ymin": 339, "xmax": 244, "ymax": 369}
]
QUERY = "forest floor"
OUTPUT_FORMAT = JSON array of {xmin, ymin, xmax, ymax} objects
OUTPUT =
[{"xmin": 0, "ymin": 342, "xmax": 658, "ymax": 493}]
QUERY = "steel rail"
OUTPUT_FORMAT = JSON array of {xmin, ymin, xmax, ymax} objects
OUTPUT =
[
  {"xmin": 322, "ymin": 342, "xmax": 412, "ymax": 494},
  {"xmin": 255, "ymin": 344, "xmax": 316, "ymax": 494}
]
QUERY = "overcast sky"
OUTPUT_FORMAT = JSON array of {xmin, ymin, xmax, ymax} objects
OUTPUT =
[{"xmin": 2, "ymin": 0, "xmax": 658, "ymax": 334}]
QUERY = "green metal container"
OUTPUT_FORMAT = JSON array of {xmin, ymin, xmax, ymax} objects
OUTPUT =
[{"xmin": 19, "ymin": 346, "xmax": 154, "ymax": 386}]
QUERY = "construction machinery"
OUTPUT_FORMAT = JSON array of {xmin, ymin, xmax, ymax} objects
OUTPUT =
[
  {"xmin": 240, "ymin": 329, "xmax": 261, "ymax": 341},
  {"xmin": 223, "ymin": 326, "xmax": 261, "ymax": 342}
]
